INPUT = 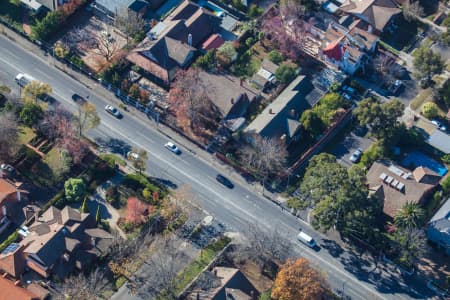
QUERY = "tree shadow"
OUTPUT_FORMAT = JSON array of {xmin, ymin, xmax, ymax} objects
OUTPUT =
[
  {"xmin": 152, "ymin": 177, "xmax": 178, "ymax": 189},
  {"xmin": 320, "ymin": 239, "xmax": 344, "ymax": 258},
  {"xmin": 95, "ymin": 137, "xmax": 132, "ymax": 156}
]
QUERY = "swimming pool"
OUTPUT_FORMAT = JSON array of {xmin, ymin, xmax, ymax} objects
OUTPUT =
[
  {"xmin": 197, "ymin": 0, "xmax": 225, "ymax": 17},
  {"xmin": 402, "ymin": 151, "xmax": 448, "ymax": 176}
]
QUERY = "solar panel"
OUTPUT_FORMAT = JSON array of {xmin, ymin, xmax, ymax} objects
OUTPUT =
[{"xmin": 1, "ymin": 243, "xmax": 19, "ymax": 255}]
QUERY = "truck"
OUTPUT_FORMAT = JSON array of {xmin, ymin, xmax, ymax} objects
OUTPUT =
[
  {"xmin": 297, "ymin": 231, "xmax": 317, "ymax": 248},
  {"xmin": 15, "ymin": 73, "xmax": 37, "ymax": 87}
]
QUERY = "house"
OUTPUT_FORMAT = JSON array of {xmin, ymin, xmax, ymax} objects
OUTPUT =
[
  {"xmin": 427, "ymin": 129, "xmax": 450, "ymax": 155},
  {"xmin": 18, "ymin": 0, "xmax": 45, "ymax": 12},
  {"xmin": 244, "ymin": 75, "xmax": 313, "ymax": 145},
  {"xmin": 367, "ymin": 160, "xmax": 441, "ymax": 219},
  {"xmin": 0, "ymin": 179, "xmax": 27, "ymax": 234},
  {"xmin": 338, "ymin": 0, "xmax": 401, "ymax": 34},
  {"xmin": 427, "ymin": 198, "xmax": 450, "ymax": 255},
  {"xmin": 0, "ymin": 206, "xmax": 114, "ymax": 279},
  {"xmin": 250, "ymin": 59, "xmax": 279, "ymax": 91},
  {"xmin": 127, "ymin": 0, "xmax": 220, "ymax": 86},
  {"xmin": 187, "ymin": 267, "xmax": 259, "ymax": 300},
  {"xmin": 0, "ymin": 275, "xmax": 45, "ymax": 300},
  {"xmin": 320, "ymin": 21, "xmax": 378, "ymax": 75},
  {"xmin": 91, "ymin": 0, "xmax": 150, "ymax": 21}
]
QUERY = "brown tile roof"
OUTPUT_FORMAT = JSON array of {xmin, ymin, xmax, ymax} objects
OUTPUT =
[
  {"xmin": 127, "ymin": 51, "xmax": 170, "ymax": 83},
  {"xmin": 0, "ymin": 179, "xmax": 18, "ymax": 203},
  {"xmin": 0, "ymin": 276, "xmax": 39, "ymax": 300},
  {"xmin": 367, "ymin": 161, "xmax": 440, "ymax": 218},
  {"xmin": 340, "ymin": 0, "xmax": 401, "ymax": 32},
  {"xmin": 26, "ymin": 283, "xmax": 49, "ymax": 300},
  {"xmin": 0, "ymin": 244, "xmax": 26, "ymax": 278}
]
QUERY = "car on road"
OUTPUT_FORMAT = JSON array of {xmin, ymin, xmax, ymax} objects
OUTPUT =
[
  {"xmin": 126, "ymin": 151, "xmax": 139, "ymax": 160},
  {"xmin": 105, "ymin": 105, "xmax": 122, "ymax": 118},
  {"xmin": 431, "ymin": 119, "xmax": 447, "ymax": 131},
  {"xmin": 349, "ymin": 148, "xmax": 363, "ymax": 163},
  {"xmin": 0, "ymin": 164, "xmax": 14, "ymax": 174},
  {"xmin": 165, "ymin": 142, "xmax": 181, "ymax": 154},
  {"xmin": 216, "ymin": 174, "xmax": 234, "ymax": 189},
  {"xmin": 297, "ymin": 231, "xmax": 317, "ymax": 248},
  {"xmin": 71, "ymin": 93, "xmax": 87, "ymax": 105}
]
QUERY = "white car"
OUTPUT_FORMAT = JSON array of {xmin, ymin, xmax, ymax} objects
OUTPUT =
[
  {"xmin": 349, "ymin": 148, "xmax": 363, "ymax": 163},
  {"xmin": 0, "ymin": 164, "xmax": 14, "ymax": 173},
  {"xmin": 105, "ymin": 105, "xmax": 122, "ymax": 118},
  {"xmin": 164, "ymin": 142, "xmax": 181, "ymax": 154},
  {"xmin": 431, "ymin": 120, "xmax": 447, "ymax": 131},
  {"xmin": 126, "ymin": 151, "xmax": 139, "ymax": 160}
]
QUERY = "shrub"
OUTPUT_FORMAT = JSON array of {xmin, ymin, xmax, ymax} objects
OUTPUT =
[
  {"xmin": 40, "ymin": 190, "xmax": 65, "ymax": 214},
  {"xmin": 275, "ymin": 64, "xmax": 296, "ymax": 84},
  {"xmin": 122, "ymin": 173, "xmax": 166, "ymax": 197},
  {"xmin": 247, "ymin": 4, "xmax": 263, "ymax": 18},
  {"xmin": 20, "ymin": 102, "xmax": 44, "ymax": 127},
  {"xmin": 64, "ymin": 178, "xmax": 86, "ymax": 202},
  {"xmin": 268, "ymin": 50, "xmax": 283, "ymax": 64},
  {"xmin": 360, "ymin": 143, "xmax": 385, "ymax": 167},
  {"xmin": 441, "ymin": 154, "xmax": 450, "ymax": 164},
  {"xmin": 0, "ymin": 231, "xmax": 19, "ymax": 253},
  {"xmin": 442, "ymin": 176, "xmax": 450, "ymax": 195},
  {"xmin": 422, "ymin": 102, "xmax": 439, "ymax": 119}
]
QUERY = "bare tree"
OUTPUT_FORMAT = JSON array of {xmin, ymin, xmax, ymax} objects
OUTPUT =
[
  {"xmin": 64, "ymin": 26, "xmax": 97, "ymax": 50},
  {"xmin": 0, "ymin": 112, "xmax": 20, "ymax": 161},
  {"xmin": 240, "ymin": 134, "xmax": 287, "ymax": 187},
  {"xmin": 93, "ymin": 29, "xmax": 122, "ymax": 62},
  {"xmin": 58, "ymin": 268, "xmax": 109, "ymax": 300},
  {"xmin": 403, "ymin": 0, "xmax": 424, "ymax": 22},
  {"xmin": 114, "ymin": 8, "xmax": 146, "ymax": 45},
  {"xmin": 74, "ymin": 102, "xmax": 100, "ymax": 138}
]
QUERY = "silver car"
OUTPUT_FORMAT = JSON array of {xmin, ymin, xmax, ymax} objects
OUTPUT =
[
  {"xmin": 349, "ymin": 148, "xmax": 363, "ymax": 163},
  {"xmin": 105, "ymin": 105, "xmax": 122, "ymax": 118}
]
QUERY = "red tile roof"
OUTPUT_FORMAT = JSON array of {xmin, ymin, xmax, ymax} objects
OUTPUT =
[
  {"xmin": 0, "ymin": 276, "xmax": 39, "ymax": 300},
  {"xmin": 201, "ymin": 34, "xmax": 225, "ymax": 51},
  {"xmin": 322, "ymin": 39, "xmax": 343, "ymax": 61}
]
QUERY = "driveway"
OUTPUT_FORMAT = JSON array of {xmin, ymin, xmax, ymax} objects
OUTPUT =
[{"xmin": 331, "ymin": 127, "xmax": 374, "ymax": 168}]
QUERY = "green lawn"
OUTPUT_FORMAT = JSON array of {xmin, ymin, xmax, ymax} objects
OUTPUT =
[
  {"xmin": 18, "ymin": 126, "xmax": 36, "ymax": 145},
  {"xmin": 173, "ymin": 237, "xmax": 231, "ymax": 295},
  {"xmin": 410, "ymin": 88, "xmax": 433, "ymax": 111},
  {"xmin": 99, "ymin": 153, "xmax": 126, "ymax": 166}
]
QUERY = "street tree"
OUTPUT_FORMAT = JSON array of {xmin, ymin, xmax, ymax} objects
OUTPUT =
[
  {"xmin": 64, "ymin": 178, "xmax": 86, "ymax": 202},
  {"xmin": 271, "ymin": 258, "xmax": 327, "ymax": 300},
  {"xmin": 413, "ymin": 46, "xmax": 444, "ymax": 85},
  {"xmin": 392, "ymin": 227, "xmax": 426, "ymax": 268},
  {"xmin": 0, "ymin": 112, "xmax": 20, "ymax": 161},
  {"xmin": 394, "ymin": 202, "xmax": 425, "ymax": 229},
  {"xmin": 353, "ymin": 97, "xmax": 404, "ymax": 140},
  {"xmin": 19, "ymin": 101, "xmax": 44, "ymax": 127},
  {"xmin": 403, "ymin": 0, "xmax": 424, "ymax": 22},
  {"xmin": 21, "ymin": 81, "xmax": 52, "ymax": 103},
  {"xmin": 131, "ymin": 148, "xmax": 148, "ymax": 174},
  {"xmin": 240, "ymin": 135, "xmax": 287, "ymax": 185},
  {"xmin": 74, "ymin": 102, "xmax": 100, "ymax": 138}
]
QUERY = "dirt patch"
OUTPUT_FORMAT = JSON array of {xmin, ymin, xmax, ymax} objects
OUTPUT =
[{"xmin": 238, "ymin": 260, "xmax": 274, "ymax": 292}]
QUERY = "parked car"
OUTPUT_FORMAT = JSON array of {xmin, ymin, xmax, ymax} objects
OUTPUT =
[
  {"xmin": 105, "ymin": 105, "xmax": 122, "ymax": 118},
  {"xmin": 342, "ymin": 86, "xmax": 356, "ymax": 95},
  {"xmin": 71, "ymin": 93, "xmax": 87, "ymax": 104},
  {"xmin": 349, "ymin": 148, "xmax": 363, "ymax": 163},
  {"xmin": 0, "ymin": 164, "xmax": 14, "ymax": 173},
  {"xmin": 297, "ymin": 231, "xmax": 317, "ymax": 248},
  {"xmin": 389, "ymin": 80, "xmax": 403, "ymax": 95},
  {"xmin": 165, "ymin": 142, "xmax": 181, "ymax": 154},
  {"xmin": 216, "ymin": 174, "xmax": 234, "ymax": 189},
  {"xmin": 431, "ymin": 119, "xmax": 447, "ymax": 131},
  {"xmin": 126, "ymin": 151, "xmax": 139, "ymax": 160}
]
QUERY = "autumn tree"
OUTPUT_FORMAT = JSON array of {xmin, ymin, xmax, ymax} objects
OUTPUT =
[
  {"xmin": 21, "ymin": 81, "xmax": 52, "ymax": 103},
  {"xmin": 169, "ymin": 69, "xmax": 221, "ymax": 133},
  {"xmin": 74, "ymin": 102, "xmax": 100, "ymax": 138},
  {"xmin": 272, "ymin": 258, "xmax": 327, "ymax": 300},
  {"xmin": 0, "ymin": 112, "xmax": 20, "ymax": 161},
  {"xmin": 125, "ymin": 197, "xmax": 151, "ymax": 225}
]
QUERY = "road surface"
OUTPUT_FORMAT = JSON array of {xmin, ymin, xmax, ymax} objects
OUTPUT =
[{"xmin": 0, "ymin": 33, "xmax": 438, "ymax": 300}]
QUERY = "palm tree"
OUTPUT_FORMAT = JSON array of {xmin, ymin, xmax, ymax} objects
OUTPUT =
[{"xmin": 394, "ymin": 202, "xmax": 425, "ymax": 229}]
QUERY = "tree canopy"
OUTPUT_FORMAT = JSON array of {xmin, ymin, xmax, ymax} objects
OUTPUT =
[
  {"xmin": 413, "ymin": 46, "xmax": 444, "ymax": 84},
  {"xmin": 19, "ymin": 101, "xmax": 44, "ymax": 127},
  {"xmin": 275, "ymin": 64, "xmax": 296, "ymax": 84},
  {"xmin": 271, "ymin": 258, "xmax": 327, "ymax": 300},
  {"xmin": 64, "ymin": 178, "xmax": 86, "ymax": 202},
  {"xmin": 394, "ymin": 202, "xmax": 425, "ymax": 229}
]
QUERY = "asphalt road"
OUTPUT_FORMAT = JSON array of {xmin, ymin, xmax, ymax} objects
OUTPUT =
[{"xmin": 0, "ymin": 34, "xmax": 439, "ymax": 300}]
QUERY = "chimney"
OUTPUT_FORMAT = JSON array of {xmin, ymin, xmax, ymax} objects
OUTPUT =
[
  {"xmin": 2, "ymin": 273, "xmax": 8, "ymax": 278},
  {"xmin": 231, "ymin": 98, "xmax": 234, "ymax": 104},
  {"xmin": 14, "ymin": 280, "xmax": 21, "ymax": 286},
  {"xmin": 269, "ymin": 108, "xmax": 274, "ymax": 114},
  {"xmin": 91, "ymin": 237, "xmax": 96, "ymax": 247},
  {"xmin": 188, "ymin": 33, "xmax": 193, "ymax": 46},
  {"xmin": 214, "ymin": 269, "xmax": 217, "ymax": 276}
]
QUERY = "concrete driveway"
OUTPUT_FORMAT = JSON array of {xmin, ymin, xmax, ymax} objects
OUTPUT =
[{"xmin": 331, "ymin": 127, "xmax": 374, "ymax": 168}]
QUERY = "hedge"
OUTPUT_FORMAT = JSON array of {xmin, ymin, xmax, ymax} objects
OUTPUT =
[
  {"xmin": 40, "ymin": 190, "xmax": 65, "ymax": 214},
  {"xmin": 0, "ymin": 231, "xmax": 19, "ymax": 253},
  {"xmin": 122, "ymin": 173, "xmax": 167, "ymax": 197}
]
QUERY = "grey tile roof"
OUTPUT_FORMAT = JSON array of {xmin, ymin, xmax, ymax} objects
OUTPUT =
[{"xmin": 427, "ymin": 130, "xmax": 450, "ymax": 154}]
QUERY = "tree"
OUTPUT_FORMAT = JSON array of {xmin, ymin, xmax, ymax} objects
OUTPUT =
[
  {"xmin": 81, "ymin": 196, "xmax": 88, "ymax": 213},
  {"xmin": 353, "ymin": 97, "xmax": 404, "ymax": 140},
  {"xmin": 114, "ymin": 9, "xmax": 146, "ymax": 45},
  {"xmin": 93, "ymin": 28, "xmax": 122, "ymax": 62},
  {"xmin": 217, "ymin": 42, "xmax": 237, "ymax": 66},
  {"xmin": 413, "ymin": 46, "xmax": 444, "ymax": 84},
  {"xmin": 422, "ymin": 102, "xmax": 439, "ymax": 119},
  {"xmin": 240, "ymin": 135, "xmax": 287, "ymax": 185},
  {"xmin": 131, "ymin": 148, "xmax": 148, "ymax": 174},
  {"xmin": 392, "ymin": 227, "xmax": 426, "ymax": 268},
  {"xmin": 247, "ymin": 4, "xmax": 263, "ymax": 18},
  {"xmin": 403, "ymin": 0, "xmax": 424, "ymax": 22},
  {"xmin": 394, "ymin": 202, "xmax": 425, "ymax": 229},
  {"xmin": 438, "ymin": 78, "xmax": 450, "ymax": 108},
  {"xmin": 268, "ymin": 50, "xmax": 283, "ymax": 64},
  {"xmin": 74, "ymin": 102, "xmax": 100, "ymax": 138},
  {"xmin": 125, "ymin": 197, "xmax": 151, "ymax": 225},
  {"xmin": 31, "ymin": 10, "xmax": 64, "ymax": 41},
  {"xmin": 64, "ymin": 178, "xmax": 86, "ymax": 202},
  {"xmin": 300, "ymin": 109, "xmax": 324, "ymax": 138},
  {"xmin": 64, "ymin": 26, "xmax": 97, "ymax": 50},
  {"xmin": 0, "ymin": 112, "xmax": 20, "ymax": 161},
  {"xmin": 21, "ymin": 81, "xmax": 52, "ymax": 103},
  {"xmin": 19, "ymin": 101, "xmax": 44, "ymax": 127},
  {"xmin": 271, "ymin": 258, "xmax": 327, "ymax": 300},
  {"xmin": 59, "ymin": 267, "xmax": 108, "ymax": 300},
  {"xmin": 194, "ymin": 49, "xmax": 216, "ymax": 71},
  {"xmin": 275, "ymin": 64, "xmax": 296, "ymax": 84}
]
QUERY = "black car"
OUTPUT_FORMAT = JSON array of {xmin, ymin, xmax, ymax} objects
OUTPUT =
[
  {"xmin": 71, "ymin": 93, "xmax": 87, "ymax": 104},
  {"xmin": 216, "ymin": 174, "xmax": 234, "ymax": 189}
]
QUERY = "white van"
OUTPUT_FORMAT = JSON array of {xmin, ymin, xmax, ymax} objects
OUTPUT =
[
  {"xmin": 15, "ymin": 73, "xmax": 37, "ymax": 87},
  {"xmin": 297, "ymin": 231, "xmax": 317, "ymax": 248}
]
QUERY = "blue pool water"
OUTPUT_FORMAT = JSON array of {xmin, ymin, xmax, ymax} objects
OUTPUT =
[
  {"xmin": 402, "ymin": 151, "xmax": 448, "ymax": 176},
  {"xmin": 197, "ymin": 0, "xmax": 225, "ymax": 16}
]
